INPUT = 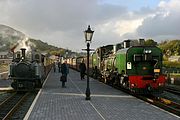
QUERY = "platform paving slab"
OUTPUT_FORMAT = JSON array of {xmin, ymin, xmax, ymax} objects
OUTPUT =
[{"xmin": 25, "ymin": 69, "xmax": 180, "ymax": 120}]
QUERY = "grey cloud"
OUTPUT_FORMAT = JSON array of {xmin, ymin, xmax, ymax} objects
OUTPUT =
[
  {"xmin": 7, "ymin": 0, "xmax": 93, "ymax": 31},
  {"xmin": 0, "ymin": 0, "xmax": 130, "ymax": 51},
  {"xmin": 137, "ymin": 10, "xmax": 180, "ymax": 39},
  {"xmin": 1, "ymin": 0, "xmax": 179, "ymax": 51}
]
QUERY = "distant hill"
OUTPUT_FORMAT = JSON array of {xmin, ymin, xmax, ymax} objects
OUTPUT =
[
  {"xmin": 159, "ymin": 40, "xmax": 180, "ymax": 57},
  {"xmin": 29, "ymin": 38, "xmax": 65, "ymax": 53},
  {"xmin": 0, "ymin": 24, "xmax": 64, "ymax": 53},
  {"xmin": 0, "ymin": 24, "xmax": 78, "ymax": 57},
  {"xmin": 0, "ymin": 24, "xmax": 25, "ymax": 51},
  {"xmin": 1, "ymin": 24, "xmax": 179, "ymax": 58}
]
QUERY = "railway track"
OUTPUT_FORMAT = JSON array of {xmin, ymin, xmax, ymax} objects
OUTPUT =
[
  {"xmin": 137, "ymin": 95, "xmax": 180, "ymax": 116},
  {"xmin": 0, "ymin": 92, "xmax": 29, "ymax": 120},
  {"xmin": 112, "ymin": 84, "xmax": 180, "ymax": 116},
  {"xmin": 165, "ymin": 87, "xmax": 180, "ymax": 95}
]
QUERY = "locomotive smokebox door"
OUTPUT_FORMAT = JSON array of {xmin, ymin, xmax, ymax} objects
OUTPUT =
[{"xmin": 127, "ymin": 62, "xmax": 132, "ymax": 69}]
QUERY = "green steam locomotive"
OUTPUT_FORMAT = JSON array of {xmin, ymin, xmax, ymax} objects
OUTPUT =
[{"xmin": 68, "ymin": 39, "xmax": 166, "ymax": 94}]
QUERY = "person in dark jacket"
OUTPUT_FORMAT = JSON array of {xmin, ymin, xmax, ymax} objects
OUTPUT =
[
  {"xmin": 58, "ymin": 61, "xmax": 61, "ymax": 73},
  {"xmin": 79, "ymin": 59, "xmax": 86, "ymax": 80},
  {"xmin": 53, "ymin": 62, "xmax": 56, "ymax": 72},
  {"xmin": 60, "ymin": 60, "xmax": 69, "ymax": 87}
]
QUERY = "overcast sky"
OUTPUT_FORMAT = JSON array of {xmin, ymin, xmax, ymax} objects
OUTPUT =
[{"xmin": 0, "ymin": 0, "xmax": 179, "ymax": 52}]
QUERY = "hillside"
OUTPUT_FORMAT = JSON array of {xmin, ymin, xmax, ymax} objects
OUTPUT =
[
  {"xmin": 159, "ymin": 40, "xmax": 180, "ymax": 57},
  {"xmin": 29, "ymin": 38, "xmax": 67, "ymax": 55},
  {"xmin": 0, "ymin": 24, "xmax": 26, "ymax": 51},
  {"xmin": 158, "ymin": 40, "xmax": 180, "ymax": 68},
  {"xmin": 0, "ymin": 24, "xmax": 67, "ymax": 56},
  {"xmin": 0, "ymin": 24, "xmax": 179, "ymax": 59}
]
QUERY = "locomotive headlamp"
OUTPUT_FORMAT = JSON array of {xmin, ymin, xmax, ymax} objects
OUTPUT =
[
  {"xmin": 84, "ymin": 25, "xmax": 94, "ymax": 43},
  {"xmin": 143, "ymin": 67, "xmax": 147, "ymax": 70},
  {"xmin": 158, "ymin": 83, "xmax": 164, "ymax": 86},
  {"xmin": 144, "ymin": 49, "xmax": 152, "ymax": 54}
]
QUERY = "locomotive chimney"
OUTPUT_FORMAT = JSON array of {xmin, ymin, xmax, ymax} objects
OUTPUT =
[
  {"xmin": 21, "ymin": 48, "xmax": 26, "ymax": 59},
  {"xmin": 139, "ymin": 39, "xmax": 145, "ymax": 46},
  {"xmin": 124, "ymin": 40, "xmax": 131, "ymax": 48}
]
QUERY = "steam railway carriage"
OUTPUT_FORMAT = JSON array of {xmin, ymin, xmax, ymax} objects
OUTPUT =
[
  {"xmin": 68, "ymin": 40, "xmax": 166, "ymax": 94},
  {"xmin": 8, "ymin": 48, "xmax": 53, "ymax": 91}
]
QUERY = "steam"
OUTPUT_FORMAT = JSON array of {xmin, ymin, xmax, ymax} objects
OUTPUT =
[{"xmin": 11, "ymin": 36, "xmax": 36, "ymax": 52}]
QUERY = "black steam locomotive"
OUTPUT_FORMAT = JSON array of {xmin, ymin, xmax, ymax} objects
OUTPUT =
[{"xmin": 8, "ymin": 48, "xmax": 52, "ymax": 91}]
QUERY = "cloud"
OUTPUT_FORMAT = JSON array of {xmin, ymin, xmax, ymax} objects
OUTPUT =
[
  {"xmin": 0, "ymin": 0, "xmax": 130, "ymax": 51},
  {"xmin": 0, "ymin": 0, "xmax": 179, "ymax": 51},
  {"xmin": 136, "ymin": 0, "xmax": 180, "ymax": 41}
]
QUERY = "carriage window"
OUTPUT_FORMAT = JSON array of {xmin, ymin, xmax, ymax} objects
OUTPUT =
[{"xmin": 134, "ymin": 54, "xmax": 142, "ymax": 62}]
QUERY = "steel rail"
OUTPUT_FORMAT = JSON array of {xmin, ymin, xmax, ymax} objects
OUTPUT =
[
  {"xmin": 165, "ymin": 88, "xmax": 180, "ymax": 95},
  {"xmin": 0, "ymin": 92, "xmax": 29, "ymax": 120},
  {"xmin": 2, "ymin": 92, "xmax": 30, "ymax": 120},
  {"xmin": 0, "ymin": 92, "xmax": 17, "ymax": 107},
  {"xmin": 137, "ymin": 95, "xmax": 180, "ymax": 116}
]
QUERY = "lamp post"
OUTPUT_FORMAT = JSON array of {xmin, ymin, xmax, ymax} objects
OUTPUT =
[{"xmin": 84, "ymin": 25, "xmax": 94, "ymax": 100}]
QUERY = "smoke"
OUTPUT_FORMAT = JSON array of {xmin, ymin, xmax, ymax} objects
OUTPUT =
[{"xmin": 13, "ymin": 37, "xmax": 36, "ymax": 52}]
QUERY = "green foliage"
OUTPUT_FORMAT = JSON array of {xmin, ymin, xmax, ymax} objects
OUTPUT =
[
  {"xmin": 0, "ymin": 24, "xmax": 72, "ymax": 57},
  {"xmin": 29, "ymin": 38, "xmax": 67, "ymax": 56},
  {"xmin": 49, "ymin": 49, "xmax": 65, "ymax": 56},
  {"xmin": 0, "ymin": 63, "xmax": 8, "ymax": 73},
  {"xmin": 163, "ymin": 61, "xmax": 180, "ymax": 68},
  {"xmin": 159, "ymin": 40, "xmax": 180, "ymax": 57},
  {"xmin": 29, "ymin": 39, "xmax": 58, "ymax": 51},
  {"xmin": 144, "ymin": 39, "xmax": 157, "ymax": 46},
  {"xmin": 0, "ymin": 35, "xmax": 68, "ymax": 57},
  {"xmin": 159, "ymin": 40, "xmax": 180, "ymax": 68}
]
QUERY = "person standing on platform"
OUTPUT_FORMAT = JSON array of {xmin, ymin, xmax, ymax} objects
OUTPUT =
[
  {"xmin": 79, "ymin": 59, "xmax": 86, "ymax": 80},
  {"xmin": 60, "ymin": 60, "xmax": 69, "ymax": 87},
  {"xmin": 58, "ymin": 61, "xmax": 61, "ymax": 73},
  {"xmin": 53, "ymin": 62, "xmax": 56, "ymax": 72}
]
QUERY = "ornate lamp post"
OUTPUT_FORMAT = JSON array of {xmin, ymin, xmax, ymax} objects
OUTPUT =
[{"xmin": 84, "ymin": 25, "xmax": 94, "ymax": 100}]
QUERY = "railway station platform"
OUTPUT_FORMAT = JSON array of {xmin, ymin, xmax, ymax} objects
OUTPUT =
[
  {"xmin": 24, "ymin": 69, "xmax": 180, "ymax": 120},
  {"xmin": 0, "ymin": 79, "xmax": 13, "ymax": 91}
]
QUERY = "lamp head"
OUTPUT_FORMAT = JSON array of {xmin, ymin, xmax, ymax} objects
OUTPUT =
[{"xmin": 84, "ymin": 25, "xmax": 94, "ymax": 43}]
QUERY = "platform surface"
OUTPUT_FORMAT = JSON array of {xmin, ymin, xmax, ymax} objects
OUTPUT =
[
  {"xmin": 0, "ymin": 79, "xmax": 13, "ymax": 91},
  {"xmin": 24, "ymin": 69, "xmax": 180, "ymax": 120}
]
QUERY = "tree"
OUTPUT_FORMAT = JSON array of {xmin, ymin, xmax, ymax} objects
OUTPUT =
[
  {"xmin": 159, "ymin": 40, "xmax": 180, "ymax": 57},
  {"xmin": 144, "ymin": 39, "xmax": 157, "ymax": 46}
]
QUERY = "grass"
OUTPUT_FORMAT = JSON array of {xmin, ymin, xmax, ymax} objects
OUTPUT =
[
  {"xmin": 170, "ymin": 73, "xmax": 180, "ymax": 78},
  {"xmin": 0, "ymin": 64, "xmax": 8, "ymax": 73}
]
